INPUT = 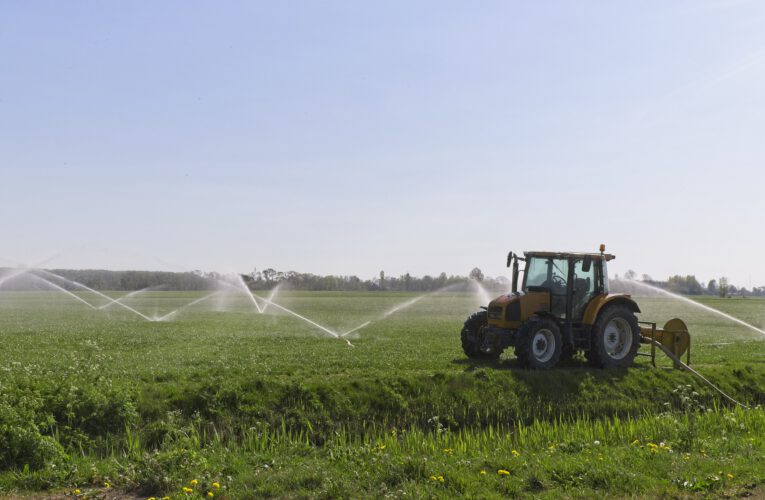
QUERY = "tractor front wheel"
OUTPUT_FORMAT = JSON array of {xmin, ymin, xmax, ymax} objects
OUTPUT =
[
  {"xmin": 587, "ymin": 305, "xmax": 640, "ymax": 368},
  {"xmin": 460, "ymin": 311, "xmax": 499, "ymax": 360},
  {"xmin": 514, "ymin": 316, "xmax": 562, "ymax": 369}
]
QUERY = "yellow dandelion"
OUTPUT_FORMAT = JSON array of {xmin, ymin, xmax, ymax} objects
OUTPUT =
[
  {"xmin": 190, "ymin": 479, "xmax": 199, "ymax": 486},
  {"xmin": 479, "ymin": 470, "xmax": 486, "ymax": 476},
  {"xmin": 212, "ymin": 482, "xmax": 221, "ymax": 489},
  {"xmin": 631, "ymin": 439, "xmax": 640, "ymax": 446},
  {"xmin": 183, "ymin": 487, "xmax": 193, "ymax": 494},
  {"xmin": 498, "ymin": 469, "xmax": 510, "ymax": 476},
  {"xmin": 207, "ymin": 493, "xmax": 214, "ymax": 498},
  {"xmin": 74, "ymin": 490, "xmax": 81, "ymax": 495},
  {"xmin": 103, "ymin": 482, "xmax": 111, "ymax": 489},
  {"xmin": 430, "ymin": 475, "xmax": 438, "ymax": 481},
  {"xmin": 443, "ymin": 448, "xmax": 453, "ymax": 454},
  {"xmin": 148, "ymin": 497, "xmax": 155, "ymax": 500},
  {"xmin": 728, "ymin": 473, "xmax": 734, "ymax": 480},
  {"xmin": 511, "ymin": 449, "xmax": 520, "ymax": 457},
  {"xmin": 438, "ymin": 475, "xmax": 444, "ymax": 483},
  {"xmin": 163, "ymin": 497, "xmax": 171, "ymax": 500}
]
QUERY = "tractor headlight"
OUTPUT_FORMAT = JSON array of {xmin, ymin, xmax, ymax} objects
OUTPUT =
[{"xmin": 488, "ymin": 306, "xmax": 502, "ymax": 320}]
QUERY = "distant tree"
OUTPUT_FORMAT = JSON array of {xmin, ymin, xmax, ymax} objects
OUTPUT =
[
  {"xmin": 624, "ymin": 270, "xmax": 637, "ymax": 280},
  {"xmin": 262, "ymin": 268, "xmax": 277, "ymax": 285},
  {"xmin": 719, "ymin": 277, "xmax": 729, "ymax": 298},
  {"xmin": 404, "ymin": 273, "xmax": 411, "ymax": 291},
  {"xmin": 469, "ymin": 267, "xmax": 484, "ymax": 282},
  {"xmin": 379, "ymin": 270, "xmax": 385, "ymax": 290},
  {"xmin": 707, "ymin": 279, "xmax": 717, "ymax": 295},
  {"xmin": 642, "ymin": 274, "xmax": 652, "ymax": 282},
  {"xmin": 667, "ymin": 275, "xmax": 703, "ymax": 295}
]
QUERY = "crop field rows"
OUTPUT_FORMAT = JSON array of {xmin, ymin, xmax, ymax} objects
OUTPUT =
[{"xmin": 1, "ymin": 291, "xmax": 764, "ymax": 498}]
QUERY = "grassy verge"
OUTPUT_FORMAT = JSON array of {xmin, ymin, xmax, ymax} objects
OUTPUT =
[{"xmin": 1, "ymin": 403, "xmax": 763, "ymax": 498}]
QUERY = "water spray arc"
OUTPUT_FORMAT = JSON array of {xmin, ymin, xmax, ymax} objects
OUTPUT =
[
  {"xmin": 236, "ymin": 275, "xmax": 264, "ymax": 313},
  {"xmin": 627, "ymin": 279, "xmax": 765, "ymax": 336},
  {"xmin": 254, "ymin": 294, "xmax": 352, "ymax": 346},
  {"xmin": 471, "ymin": 278, "xmax": 492, "ymax": 307},
  {"xmin": 341, "ymin": 283, "xmax": 465, "ymax": 339},
  {"xmin": 36, "ymin": 269, "xmax": 156, "ymax": 322},
  {"xmin": 98, "ymin": 286, "xmax": 157, "ymax": 310},
  {"xmin": 155, "ymin": 291, "xmax": 221, "ymax": 321},
  {"xmin": 217, "ymin": 276, "xmax": 349, "ymax": 344},
  {"xmin": 29, "ymin": 274, "xmax": 98, "ymax": 310}
]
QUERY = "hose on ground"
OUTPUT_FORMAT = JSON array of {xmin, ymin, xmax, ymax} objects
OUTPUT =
[{"xmin": 648, "ymin": 338, "xmax": 749, "ymax": 409}]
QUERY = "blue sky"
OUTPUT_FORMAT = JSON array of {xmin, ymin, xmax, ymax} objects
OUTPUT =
[{"xmin": 1, "ymin": 1, "xmax": 764, "ymax": 286}]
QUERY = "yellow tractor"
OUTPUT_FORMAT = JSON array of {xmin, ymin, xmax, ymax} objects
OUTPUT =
[{"xmin": 462, "ymin": 245, "xmax": 644, "ymax": 369}]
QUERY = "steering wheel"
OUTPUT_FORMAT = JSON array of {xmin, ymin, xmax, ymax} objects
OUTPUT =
[{"xmin": 552, "ymin": 275, "xmax": 566, "ymax": 288}]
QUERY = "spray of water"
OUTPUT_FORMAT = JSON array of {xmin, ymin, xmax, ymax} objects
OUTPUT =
[
  {"xmin": 0, "ymin": 253, "xmax": 64, "ymax": 289},
  {"xmin": 381, "ymin": 295, "xmax": 426, "ymax": 319},
  {"xmin": 471, "ymin": 278, "xmax": 493, "ymax": 305},
  {"xmin": 254, "ymin": 293, "xmax": 348, "ymax": 343},
  {"xmin": 155, "ymin": 291, "xmax": 221, "ymax": 321},
  {"xmin": 261, "ymin": 282, "xmax": 282, "ymax": 313},
  {"xmin": 341, "ymin": 283, "xmax": 463, "ymax": 338},
  {"xmin": 0, "ymin": 268, "xmax": 33, "ymax": 289},
  {"xmin": 98, "ymin": 286, "xmax": 157, "ymax": 310},
  {"xmin": 626, "ymin": 279, "xmax": 765, "ymax": 336},
  {"xmin": 29, "ymin": 274, "xmax": 98, "ymax": 310},
  {"xmin": 341, "ymin": 321, "xmax": 371, "ymax": 337},
  {"xmin": 215, "ymin": 276, "xmax": 348, "ymax": 343},
  {"xmin": 236, "ymin": 275, "xmax": 264, "ymax": 313},
  {"xmin": 36, "ymin": 269, "xmax": 155, "ymax": 322}
]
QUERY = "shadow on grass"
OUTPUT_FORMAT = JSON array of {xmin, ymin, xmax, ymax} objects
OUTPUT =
[{"xmin": 451, "ymin": 354, "xmax": 649, "ymax": 407}]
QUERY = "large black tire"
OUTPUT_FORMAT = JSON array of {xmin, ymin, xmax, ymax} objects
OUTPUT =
[
  {"xmin": 586, "ymin": 304, "xmax": 640, "ymax": 368},
  {"xmin": 460, "ymin": 311, "xmax": 499, "ymax": 360},
  {"xmin": 514, "ymin": 316, "xmax": 562, "ymax": 369}
]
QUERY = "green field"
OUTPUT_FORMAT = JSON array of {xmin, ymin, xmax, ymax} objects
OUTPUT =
[{"xmin": 1, "ymin": 290, "xmax": 764, "ymax": 498}]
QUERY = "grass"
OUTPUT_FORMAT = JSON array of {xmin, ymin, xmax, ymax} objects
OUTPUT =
[{"xmin": 0, "ymin": 289, "xmax": 764, "ymax": 498}]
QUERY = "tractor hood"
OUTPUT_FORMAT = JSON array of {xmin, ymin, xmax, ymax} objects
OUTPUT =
[
  {"xmin": 486, "ymin": 290, "xmax": 551, "ymax": 327},
  {"xmin": 487, "ymin": 293, "xmax": 521, "ymax": 322}
]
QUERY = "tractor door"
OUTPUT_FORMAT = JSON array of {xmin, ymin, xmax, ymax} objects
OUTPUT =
[
  {"xmin": 544, "ymin": 258, "xmax": 569, "ymax": 317},
  {"xmin": 572, "ymin": 258, "xmax": 597, "ymax": 321},
  {"xmin": 523, "ymin": 256, "xmax": 569, "ymax": 317}
]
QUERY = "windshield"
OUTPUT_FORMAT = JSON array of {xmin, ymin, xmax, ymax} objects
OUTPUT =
[{"xmin": 524, "ymin": 257, "xmax": 568, "ymax": 292}]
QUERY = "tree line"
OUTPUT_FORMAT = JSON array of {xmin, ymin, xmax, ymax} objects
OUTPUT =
[
  {"xmin": 0, "ymin": 267, "xmax": 506, "ymax": 292},
  {"xmin": 242, "ymin": 267, "xmax": 508, "ymax": 292},
  {"xmin": 618, "ymin": 270, "xmax": 764, "ymax": 297}
]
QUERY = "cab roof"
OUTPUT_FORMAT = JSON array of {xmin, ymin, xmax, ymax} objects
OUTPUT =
[{"xmin": 524, "ymin": 251, "xmax": 616, "ymax": 262}]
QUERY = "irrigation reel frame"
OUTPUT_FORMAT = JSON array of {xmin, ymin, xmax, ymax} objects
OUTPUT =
[{"xmin": 638, "ymin": 318, "xmax": 691, "ymax": 368}]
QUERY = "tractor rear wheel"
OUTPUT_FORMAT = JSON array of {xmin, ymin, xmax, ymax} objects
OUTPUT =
[
  {"xmin": 460, "ymin": 311, "xmax": 499, "ymax": 360},
  {"xmin": 586, "ymin": 304, "xmax": 640, "ymax": 368},
  {"xmin": 514, "ymin": 316, "xmax": 562, "ymax": 369}
]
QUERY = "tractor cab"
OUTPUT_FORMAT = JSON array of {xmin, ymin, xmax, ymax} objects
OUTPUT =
[
  {"xmin": 519, "ymin": 250, "xmax": 610, "ymax": 322},
  {"xmin": 461, "ymin": 245, "xmax": 643, "ymax": 369}
]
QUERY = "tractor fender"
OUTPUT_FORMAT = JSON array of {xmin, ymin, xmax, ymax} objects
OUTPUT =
[{"xmin": 582, "ymin": 294, "xmax": 641, "ymax": 326}]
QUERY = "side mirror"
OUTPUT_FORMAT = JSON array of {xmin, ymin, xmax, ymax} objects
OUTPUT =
[
  {"xmin": 506, "ymin": 251, "xmax": 514, "ymax": 268},
  {"xmin": 582, "ymin": 256, "xmax": 592, "ymax": 273}
]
